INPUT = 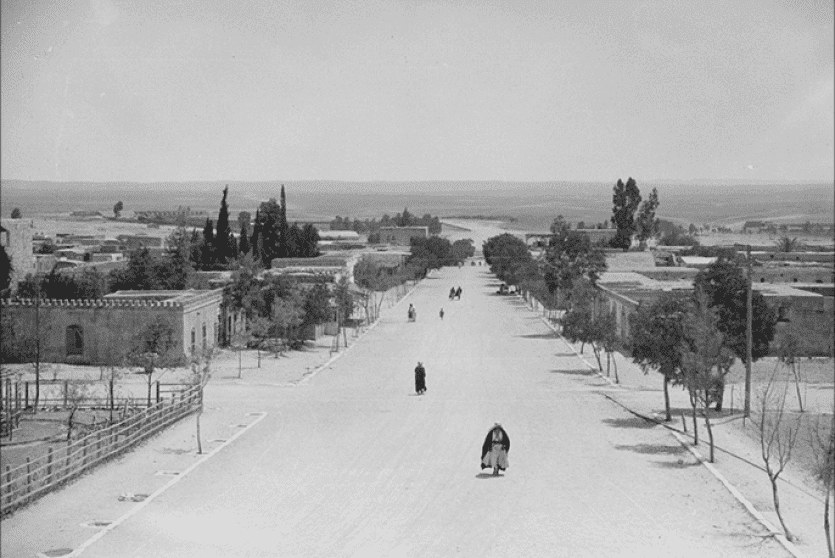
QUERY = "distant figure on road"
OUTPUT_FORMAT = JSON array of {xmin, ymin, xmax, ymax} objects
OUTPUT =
[
  {"xmin": 455, "ymin": 286, "xmax": 462, "ymax": 300},
  {"xmin": 408, "ymin": 304, "xmax": 416, "ymax": 322},
  {"xmin": 449, "ymin": 287, "xmax": 455, "ymax": 300},
  {"xmin": 414, "ymin": 362, "xmax": 427, "ymax": 395},
  {"xmin": 439, "ymin": 308, "xmax": 444, "ymax": 320},
  {"xmin": 481, "ymin": 423, "xmax": 510, "ymax": 476}
]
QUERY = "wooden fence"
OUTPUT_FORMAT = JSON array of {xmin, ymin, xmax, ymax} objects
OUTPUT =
[{"xmin": 0, "ymin": 385, "xmax": 202, "ymax": 516}]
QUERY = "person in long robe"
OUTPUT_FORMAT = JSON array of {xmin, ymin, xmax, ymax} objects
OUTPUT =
[
  {"xmin": 481, "ymin": 423, "xmax": 510, "ymax": 475},
  {"xmin": 414, "ymin": 362, "xmax": 426, "ymax": 394}
]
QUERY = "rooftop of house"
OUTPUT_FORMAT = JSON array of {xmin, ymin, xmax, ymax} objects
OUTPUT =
[
  {"xmin": 603, "ymin": 251, "xmax": 657, "ymax": 271},
  {"xmin": 105, "ymin": 289, "xmax": 223, "ymax": 303}
]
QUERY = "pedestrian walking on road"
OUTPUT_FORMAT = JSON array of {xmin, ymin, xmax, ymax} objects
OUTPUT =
[
  {"xmin": 481, "ymin": 423, "xmax": 510, "ymax": 476},
  {"xmin": 414, "ymin": 362, "xmax": 427, "ymax": 395},
  {"xmin": 439, "ymin": 308, "xmax": 444, "ymax": 320}
]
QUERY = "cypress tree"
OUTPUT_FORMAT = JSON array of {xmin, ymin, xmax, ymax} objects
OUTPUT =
[
  {"xmin": 214, "ymin": 185, "xmax": 231, "ymax": 262},
  {"xmin": 279, "ymin": 184, "xmax": 288, "ymax": 258}
]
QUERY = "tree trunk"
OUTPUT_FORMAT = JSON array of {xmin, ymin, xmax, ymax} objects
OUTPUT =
[
  {"xmin": 824, "ymin": 485, "xmax": 833, "ymax": 558},
  {"xmin": 690, "ymin": 389, "xmax": 699, "ymax": 445},
  {"xmin": 238, "ymin": 349, "xmax": 242, "ymax": 379},
  {"xmin": 663, "ymin": 376, "xmax": 671, "ymax": 421},
  {"xmin": 146, "ymin": 374, "xmax": 153, "ymax": 407},
  {"xmin": 771, "ymin": 474, "xmax": 794, "ymax": 542},
  {"xmin": 703, "ymin": 391, "xmax": 714, "ymax": 462},
  {"xmin": 791, "ymin": 362, "xmax": 804, "ymax": 412},
  {"xmin": 714, "ymin": 373, "xmax": 725, "ymax": 412},
  {"xmin": 196, "ymin": 410, "xmax": 203, "ymax": 454},
  {"xmin": 612, "ymin": 353, "xmax": 619, "ymax": 384},
  {"xmin": 606, "ymin": 352, "xmax": 610, "ymax": 377}
]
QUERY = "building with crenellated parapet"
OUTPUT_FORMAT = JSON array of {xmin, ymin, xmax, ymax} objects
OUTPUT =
[{"xmin": 0, "ymin": 289, "xmax": 223, "ymax": 365}]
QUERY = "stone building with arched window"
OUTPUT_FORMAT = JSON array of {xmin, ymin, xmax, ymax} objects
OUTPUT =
[{"xmin": 0, "ymin": 289, "xmax": 223, "ymax": 365}]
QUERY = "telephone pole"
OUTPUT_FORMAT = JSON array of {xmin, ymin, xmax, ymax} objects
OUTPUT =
[{"xmin": 744, "ymin": 245, "xmax": 753, "ymax": 418}]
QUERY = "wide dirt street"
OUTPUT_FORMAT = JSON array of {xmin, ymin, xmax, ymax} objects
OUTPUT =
[{"xmin": 3, "ymin": 265, "xmax": 790, "ymax": 557}]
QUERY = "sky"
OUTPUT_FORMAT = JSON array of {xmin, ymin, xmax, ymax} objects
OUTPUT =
[{"xmin": 1, "ymin": 0, "xmax": 833, "ymax": 183}]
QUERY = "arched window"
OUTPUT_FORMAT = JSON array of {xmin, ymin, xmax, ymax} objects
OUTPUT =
[{"xmin": 66, "ymin": 325, "xmax": 84, "ymax": 356}]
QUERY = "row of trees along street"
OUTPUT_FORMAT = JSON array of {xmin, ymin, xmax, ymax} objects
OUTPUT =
[{"xmin": 481, "ymin": 176, "xmax": 833, "ymax": 552}]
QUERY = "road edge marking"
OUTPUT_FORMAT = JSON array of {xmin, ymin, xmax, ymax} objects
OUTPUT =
[{"xmin": 68, "ymin": 412, "xmax": 268, "ymax": 557}]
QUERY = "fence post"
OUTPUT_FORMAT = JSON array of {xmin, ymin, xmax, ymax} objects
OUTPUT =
[
  {"xmin": 64, "ymin": 439, "xmax": 71, "ymax": 480},
  {"xmin": 63, "ymin": 381, "xmax": 68, "ymax": 407},
  {"xmin": 97, "ymin": 431, "xmax": 102, "ymax": 460},
  {"xmin": 5, "ymin": 464, "xmax": 11, "ymax": 507},
  {"xmin": 81, "ymin": 438, "xmax": 88, "ymax": 467},
  {"xmin": 46, "ymin": 447, "xmax": 54, "ymax": 486},
  {"xmin": 25, "ymin": 382, "xmax": 29, "ymax": 410},
  {"xmin": 25, "ymin": 457, "xmax": 31, "ymax": 497}
]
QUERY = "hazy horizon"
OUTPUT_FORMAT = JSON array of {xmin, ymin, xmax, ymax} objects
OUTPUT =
[{"xmin": 3, "ymin": 179, "xmax": 833, "ymax": 230}]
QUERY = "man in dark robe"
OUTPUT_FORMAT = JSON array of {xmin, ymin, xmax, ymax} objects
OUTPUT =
[
  {"xmin": 414, "ymin": 361, "xmax": 426, "ymax": 394},
  {"xmin": 481, "ymin": 423, "xmax": 510, "ymax": 474}
]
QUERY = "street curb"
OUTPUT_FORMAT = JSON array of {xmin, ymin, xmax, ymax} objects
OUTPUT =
[
  {"xmin": 296, "ymin": 280, "xmax": 421, "ymax": 386},
  {"xmin": 528, "ymin": 305, "xmax": 806, "ymax": 558}
]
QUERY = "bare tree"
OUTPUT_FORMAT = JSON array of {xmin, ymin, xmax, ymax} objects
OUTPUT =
[
  {"xmin": 808, "ymin": 413, "xmax": 835, "ymax": 557},
  {"xmin": 756, "ymin": 368, "xmax": 800, "ymax": 542},
  {"xmin": 777, "ymin": 331, "xmax": 804, "ymax": 412},
  {"xmin": 681, "ymin": 293, "xmax": 725, "ymax": 461},
  {"xmin": 65, "ymin": 382, "xmax": 90, "ymax": 441},
  {"xmin": 100, "ymin": 366, "xmax": 124, "ymax": 424},
  {"xmin": 189, "ymin": 349, "xmax": 213, "ymax": 454},
  {"xmin": 229, "ymin": 329, "xmax": 252, "ymax": 379}
]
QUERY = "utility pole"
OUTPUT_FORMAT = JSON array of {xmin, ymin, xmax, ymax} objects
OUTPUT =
[{"xmin": 744, "ymin": 245, "xmax": 753, "ymax": 418}]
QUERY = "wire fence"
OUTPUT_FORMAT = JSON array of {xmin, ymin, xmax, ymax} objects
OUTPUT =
[{"xmin": 1, "ymin": 385, "xmax": 202, "ymax": 517}]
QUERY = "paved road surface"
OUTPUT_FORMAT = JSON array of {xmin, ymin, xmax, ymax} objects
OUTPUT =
[{"xmin": 3, "ymin": 265, "xmax": 788, "ymax": 557}]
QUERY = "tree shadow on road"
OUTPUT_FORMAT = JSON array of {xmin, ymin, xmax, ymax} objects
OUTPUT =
[
  {"xmin": 548, "ymin": 369, "xmax": 595, "ymax": 376},
  {"xmin": 601, "ymin": 417, "xmax": 657, "ymax": 429},
  {"xmin": 516, "ymin": 333, "xmax": 558, "ymax": 339},
  {"xmin": 552, "ymin": 352, "xmax": 577, "ymax": 357},
  {"xmin": 614, "ymin": 443, "xmax": 685, "ymax": 455}
]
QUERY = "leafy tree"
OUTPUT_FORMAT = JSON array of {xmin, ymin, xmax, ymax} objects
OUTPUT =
[
  {"xmin": 775, "ymin": 235, "xmax": 802, "ymax": 253},
  {"xmin": 692, "ymin": 258, "xmax": 776, "ymax": 412},
  {"xmin": 300, "ymin": 223, "xmax": 320, "ymax": 257},
  {"xmin": 125, "ymin": 317, "xmax": 183, "ymax": 407},
  {"xmin": 108, "ymin": 247, "xmax": 161, "ymax": 291},
  {"xmin": 634, "ymin": 187, "xmax": 660, "ymax": 249},
  {"xmin": 224, "ymin": 257, "xmax": 261, "ymax": 325},
  {"xmin": 483, "ymin": 233, "xmax": 531, "ymax": 283},
  {"xmin": 160, "ymin": 222, "xmax": 193, "ymax": 289},
  {"xmin": 10, "ymin": 208, "xmax": 22, "ymax": 219},
  {"xmin": 113, "ymin": 201, "xmax": 123, "ymax": 218},
  {"xmin": 201, "ymin": 218, "xmax": 215, "ymax": 269},
  {"xmin": 451, "ymin": 239, "xmax": 476, "ymax": 263},
  {"xmin": 238, "ymin": 221, "xmax": 251, "ymax": 255},
  {"xmin": 214, "ymin": 185, "xmax": 232, "ymax": 263},
  {"xmin": 0, "ymin": 245, "xmax": 12, "ymax": 292},
  {"xmin": 302, "ymin": 283, "xmax": 332, "ymax": 327},
  {"xmin": 286, "ymin": 222, "xmax": 302, "ymax": 258},
  {"xmin": 630, "ymin": 294, "xmax": 689, "ymax": 420},
  {"xmin": 354, "ymin": 259, "xmax": 406, "ymax": 322},
  {"xmin": 693, "ymin": 258, "xmax": 777, "ymax": 372},
  {"xmin": 542, "ymin": 215, "xmax": 607, "ymax": 304},
  {"xmin": 256, "ymin": 199, "xmax": 281, "ymax": 265},
  {"xmin": 610, "ymin": 177, "xmax": 642, "ymax": 250},
  {"xmin": 19, "ymin": 269, "xmax": 106, "ymax": 299},
  {"xmin": 334, "ymin": 275, "xmax": 353, "ymax": 325},
  {"xmin": 237, "ymin": 211, "xmax": 251, "ymax": 233}
]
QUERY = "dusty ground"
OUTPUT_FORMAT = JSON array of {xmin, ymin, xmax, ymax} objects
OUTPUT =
[{"xmin": 3, "ymin": 264, "xmax": 827, "ymax": 558}]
